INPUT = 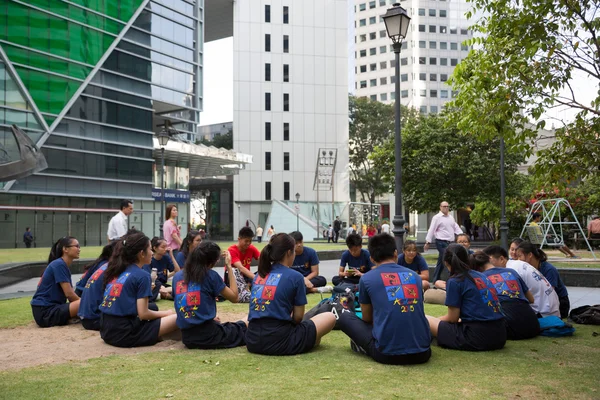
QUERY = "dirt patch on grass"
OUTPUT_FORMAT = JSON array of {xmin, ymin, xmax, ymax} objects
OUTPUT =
[{"xmin": 0, "ymin": 311, "xmax": 247, "ymax": 371}]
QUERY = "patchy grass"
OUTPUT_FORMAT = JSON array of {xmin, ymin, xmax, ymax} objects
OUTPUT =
[{"xmin": 0, "ymin": 294, "xmax": 598, "ymax": 399}]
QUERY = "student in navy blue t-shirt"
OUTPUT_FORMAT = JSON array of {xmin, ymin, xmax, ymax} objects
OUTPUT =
[
  {"xmin": 75, "ymin": 241, "xmax": 118, "ymax": 297},
  {"xmin": 471, "ymin": 251, "xmax": 539, "ymax": 340},
  {"xmin": 31, "ymin": 237, "xmax": 81, "ymax": 327},
  {"xmin": 337, "ymin": 234, "xmax": 431, "ymax": 365},
  {"xmin": 516, "ymin": 242, "xmax": 570, "ymax": 318},
  {"xmin": 245, "ymin": 233, "xmax": 336, "ymax": 355},
  {"xmin": 175, "ymin": 230, "xmax": 202, "ymax": 268},
  {"xmin": 147, "ymin": 237, "xmax": 181, "ymax": 301},
  {"xmin": 99, "ymin": 232, "xmax": 178, "ymax": 348},
  {"xmin": 78, "ymin": 261, "xmax": 109, "ymax": 331},
  {"xmin": 289, "ymin": 231, "xmax": 328, "ymax": 293},
  {"xmin": 173, "ymin": 241, "xmax": 247, "ymax": 349},
  {"xmin": 397, "ymin": 240, "xmax": 430, "ymax": 291},
  {"xmin": 426, "ymin": 244, "xmax": 506, "ymax": 351},
  {"xmin": 334, "ymin": 233, "xmax": 374, "ymax": 287}
]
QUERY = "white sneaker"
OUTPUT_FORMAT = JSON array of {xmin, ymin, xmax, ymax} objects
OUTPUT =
[{"xmin": 317, "ymin": 286, "xmax": 333, "ymax": 293}]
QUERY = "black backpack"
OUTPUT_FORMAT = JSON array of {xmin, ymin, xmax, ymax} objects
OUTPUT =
[
  {"xmin": 569, "ymin": 305, "xmax": 600, "ymax": 325},
  {"xmin": 303, "ymin": 290, "xmax": 357, "ymax": 330}
]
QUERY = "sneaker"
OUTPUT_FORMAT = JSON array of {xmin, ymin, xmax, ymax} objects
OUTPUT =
[
  {"xmin": 350, "ymin": 340, "xmax": 367, "ymax": 355},
  {"xmin": 317, "ymin": 286, "xmax": 333, "ymax": 293}
]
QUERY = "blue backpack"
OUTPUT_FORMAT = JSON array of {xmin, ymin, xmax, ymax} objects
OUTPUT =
[{"xmin": 538, "ymin": 316, "xmax": 575, "ymax": 337}]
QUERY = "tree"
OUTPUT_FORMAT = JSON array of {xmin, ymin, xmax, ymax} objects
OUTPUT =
[
  {"xmin": 197, "ymin": 130, "xmax": 233, "ymax": 150},
  {"xmin": 370, "ymin": 113, "xmax": 525, "ymax": 213},
  {"xmin": 348, "ymin": 95, "xmax": 416, "ymax": 204},
  {"xmin": 450, "ymin": 0, "xmax": 600, "ymax": 184}
]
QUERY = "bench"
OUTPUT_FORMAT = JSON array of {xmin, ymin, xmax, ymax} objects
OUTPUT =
[{"xmin": 525, "ymin": 225, "xmax": 564, "ymax": 247}]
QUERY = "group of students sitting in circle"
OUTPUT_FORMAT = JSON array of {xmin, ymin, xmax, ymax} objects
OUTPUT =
[{"xmin": 30, "ymin": 226, "xmax": 569, "ymax": 364}]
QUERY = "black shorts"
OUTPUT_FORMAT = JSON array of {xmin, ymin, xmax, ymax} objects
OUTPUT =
[
  {"xmin": 81, "ymin": 318, "xmax": 101, "ymax": 331},
  {"xmin": 31, "ymin": 304, "xmax": 71, "ymax": 328},
  {"xmin": 438, "ymin": 319, "xmax": 506, "ymax": 351},
  {"xmin": 245, "ymin": 318, "xmax": 317, "ymax": 356},
  {"xmin": 501, "ymin": 300, "xmax": 540, "ymax": 340},
  {"xmin": 100, "ymin": 313, "xmax": 161, "ymax": 348},
  {"xmin": 182, "ymin": 319, "xmax": 247, "ymax": 349}
]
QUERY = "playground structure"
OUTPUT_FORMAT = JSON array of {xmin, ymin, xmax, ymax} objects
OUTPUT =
[{"xmin": 520, "ymin": 198, "xmax": 597, "ymax": 260}]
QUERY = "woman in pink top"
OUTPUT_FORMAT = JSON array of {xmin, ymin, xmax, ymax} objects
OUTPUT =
[{"xmin": 164, "ymin": 205, "xmax": 183, "ymax": 251}]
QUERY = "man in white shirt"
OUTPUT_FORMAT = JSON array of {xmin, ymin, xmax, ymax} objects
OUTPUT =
[
  {"xmin": 381, "ymin": 220, "xmax": 390, "ymax": 234},
  {"xmin": 424, "ymin": 201, "xmax": 463, "ymax": 282},
  {"xmin": 107, "ymin": 200, "xmax": 133, "ymax": 242}
]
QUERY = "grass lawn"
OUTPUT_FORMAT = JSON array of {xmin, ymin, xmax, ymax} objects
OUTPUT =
[{"xmin": 0, "ymin": 296, "xmax": 599, "ymax": 399}]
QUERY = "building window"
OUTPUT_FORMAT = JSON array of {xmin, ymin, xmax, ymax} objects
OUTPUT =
[
  {"xmin": 390, "ymin": 92, "xmax": 396, "ymax": 100},
  {"xmin": 370, "ymin": 47, "xmax": 376, "ymax": 55},
  {"xmin": 400, "ymin": 57, "xmax": 408, "ymax": 66},
  {"xmin": 462, "ymin": 44, "xmax": 469, "ymax": 51},
  {"xmin": 380, "ymin": 61, "xmax": 387, "ymax": 69},
  {"xmin": 440, "ymin": 26, "xmax": 447, "ymax": 33},
  {"xmin": 370, "ymin": 32, "xmax": 377, "ymax": 40},
  {"xmin": 429, "ymin": 25, "xmax": 436, "ymax": 33},
  {"xmin": 440, "ymin": 58, "xmax": 448, "ymax": 66},
  {"xmin": 283, "ymin": 64, "xmax": 289, "ymax": 82},
  {"xmin": 265, "ymin": 63, "xmax": 271, "ymax": 81},
  {"xmin": 283, "ymin": 6, "xmax": 289, "ymax": 24},
  {"xmin": 390, "ymin": 75, "xmax": 396, "ymax": 83},
  {"xmin": 360, "ymin": 19, "xmax": 366, "ymax": 26},
  {"xmin": 379, "ymin": 0, "xmax": 386, "ymax": 6},
  {"xmin": 369, "ymin": 16, "xmax": 376, "ymax": 24},
  {"xmin": 370, "ymin": 79, "xmax": 377, "ymax": 87},
  {"xmin": 380, "ymin": 30, "xmax": 387, "ymax": 38},
  {"xmin": 265, "ymin": 122, "xmax": 271, "ymax": 140},
  {"xmin": 430, "ymin": 73, "xmax": 437, "ymax": 81},
  {"xmin": 265, "ymin": 152, "xmax": 271, "ymax": 170},
  {"xmin": 380, "ymin": 77, "xmax": 387, "ymax": 85},
  {"xmin": 440, "ymin": 10, "xmax": 447, "ymax": 17},
  {"xmin": 450, "ymin": 27, "xmax": 457, "ymax": 34},
  {"xmin": 420, "ymin": 105, "xmax": 427, "ymax": 114},
  {"xmin": 401, "ymin": 89, "xmax": 408, "ymax": 98},
  {"xmin": 369, "ymin": 1, "xmax": 376, "ymax": 8},
  {"xmin": 370, "ymin": 63, "xmax": 377, "ymax": 71},
  {"xmin": 360, "ymin": 80, "xmax": 367, "ymax": 88},
  {"xmin": 441, "ymin": 74, "xmax": 448, "ymax": 82},
  {"xmin": 419, "ymin": 41, "xmax": 426, "ymax": 48},
  {"xmin": 419, "ymin": 57, "xmax": 426, "ymax": 64},
  {"xmin": 418, "ymin": 8, "xmax": 425, "ymax": 15},
  {"xmin": 283, "ymin": 35, "xmax": 289, "ymax": 53},
  {"xmin": 360, "ymin": 49, "xmax": 367, "ymax": 57},
  {"xmin": 283, "ymin": 182, "xmax": 290, "ymax": 200},
  {"xmin": 284, "ymin": 152, "xmax": 290, "ymax": 171},
  {"xmin": 419, "ymin": 89, "xmax": 426, "ymax": 97},
  {"xmin": 451, "ymin": 42, "xmax": 458, "ymax": 50},
  {"xmin": 380, "ymin": 93, "xmax": 388, "ymax": 101},
  {"xmin": 360, "ymin": 34, "xmax": 367, "ymax": 42},
  {"xmin": 283, "ymin": 93, "xmax": 289, "ymax": 111},
  {"xmin": 265, "ymin": 5, "xmax": 271, "ymax": 22},
  {"xmin": 265, "ymin": 34, "xmax": 271, "ymax": 52},
  {"xmin": 265, "ymin": 181, "xmax": 272, "ymax": 200},
  {"xmin": 380, "ymin": 45, "xmax": 387, "ymax": 53},
  {"xmin": 401, "ymin": 73, "xmax": 408, "ymax": 82},
  {"xmin": 430, "ymin": 90, "xmax": 438, "ymax": 98},
  {"xmin": 461, "ymin": 28, "xmax": 469, "ymax": 35},
  {"xmin": 429, "ymin": 9, "xmax": 436, "ymax": 16},
  {"xmin": 402, "ymin": 41, "xmax": 408, "ymax": 49},
  {"xmin": 419, "ymin": 73, "xmax": 426, "ymax": 81},
  {"xmin": 441, "ymin": 90, "xmax": 449, "ymax": 98},
  {"xmin": 430, "ymin": 41, "xmax": 437, "ymax": 49},
  {"xmin": 283, "ymin": 122, "xmax": 290, "ymax": 141},
  {"xmin": 360, "ymin": 65, "xmax": 367, "ymax": 73},
  {"xmin": 419, "ymin": 25, "xmax": 426, "ymax": 32},
  {"xmin": 431, "ymin": 105, "xmax": 438, "ymax": 113},
  {"xmin": 430, "ymin": 57, "xmax": 437, "ymax": 65},
  {"xmin": 452, "ymin": 90, "xmax": 459, "ymax": 98},
  {"xmin": 359, "ymin": 3, "xmax": 366, "ymax": 11},
  {"xmin": 440, "ymin": 42, "xmax": 448, "ymax": 49},
  {"xmin": 370, "ymin": 94, "xmax": 377, "ymax": 101},
  {"xmin": 451, "ymin": 58, "xmax": 458, "ymax": 66},
  {"xmin": 265, "ymin": 92, "xmax": 271, "ymax": 110}
]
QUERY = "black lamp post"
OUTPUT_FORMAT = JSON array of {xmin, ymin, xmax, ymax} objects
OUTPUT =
[
  {"xmin": 499, "ymin": 136, "xmax": 509, "ymax": 250},
  {"xmin": 383, "ymin": 3, "xmax": 411, "ymax": 251},
  {"xmin": 157, "ymin": 129, "xmax": 170, "ymax": 238},
  {"xmin": 295, "ymin": 192, "xmax": 300, "ymax": 231}
]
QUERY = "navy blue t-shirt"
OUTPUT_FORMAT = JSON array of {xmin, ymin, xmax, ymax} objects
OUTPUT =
[
  {"xmin": 359, "ymin": 263, "xmax": 431, "ymax": 355},
  {"xmin": 175, "ymin": 252, "xmax": 187, "ymax": 269},
  {"xmin": 172, "ymin": 269, "xmax": 226, "ymax": 329},
  {"xmin": 31, "ymin": 258, "xmax": 72, "ymax": 307},
  {"xmin": 539, "ymin": 261, "xmax": 568, "ymax": 298},
  {"xmin": 397, "ymin": 254, "xmax": 428, "ymax": 274},
  {"xmin": 151, "ymin": 255, "xmax": 175, "ymax": 284},
  {"xmin": 248, "ymin": 264, "xmax": 307, "ymax": 322},
  {"xmin": 99, "ymin": 265, "xmax": 152, "ymax": 317},
  {"xmin": 482, "ymin": 267, "xmax": 529, "ymax": 304},
  {"xmin": 340, "ymin": 249, "xmax": 374, "ymax": 273},
  {"xmin": 78, "ymin": 262, "xmax": 109, "ymax": 320},
  {"xmin": 445, "ymin": 270, "xmax": 503, "ymax": 322},
  {"xmin": 291, "ymin": 247, "xmax": 319, "ymax": 277}
]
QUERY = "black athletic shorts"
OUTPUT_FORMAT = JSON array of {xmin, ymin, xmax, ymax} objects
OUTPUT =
[
  {"xmin": 182, "ymin": 319, "xmax": 247, "ymax": 349},
  {"xmin": 81, "ymin": 318, "xmax": 101, "ymax": 331},
  {"xmin": 31, "ymin": 303, "xmax": 71, "ymax": 328},
  {"xmin": 100, "ymin": 313, "xmax": 161, "ymax": 348},
  {"xmin": 245, "ymin": 318, "xmax": 317, "ymax": 356},
  {"xmin": 501, "ymin": 299, "xmax": 540, "ymax": 340},
  {"xmin": 438, "ymin": 319, "xmax": 506, "ymax": 351}
]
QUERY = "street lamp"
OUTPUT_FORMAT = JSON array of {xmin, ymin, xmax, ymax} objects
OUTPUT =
[
  {"xmin": 295, "ymin": 192, "xmax": 300, "ymax": 231},
  {"xmin": 499, "ymin": 137, "xmax": 509, "ymax": 249},
  {"xmin": 383, "ymin": 3, "xmax": 411, "ymax": 251},
  {"xmin": 157, "ymin": 129, "xmax": 170, "ymax": 238}
]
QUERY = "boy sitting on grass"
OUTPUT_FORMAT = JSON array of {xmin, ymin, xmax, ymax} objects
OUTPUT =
[{"xmin": 333, "ymin": 233, "xmax": 374, "ymax": 287}]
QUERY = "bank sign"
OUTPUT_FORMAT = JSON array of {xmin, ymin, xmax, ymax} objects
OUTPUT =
[{"xmin": 152, "ymin": 188, "xmax": 191, "ymax": 203}]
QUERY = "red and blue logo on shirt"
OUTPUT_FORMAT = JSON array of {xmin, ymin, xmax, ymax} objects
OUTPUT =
[
  {"xmin": 85, "ymin": 265, "xmax": 107, "ymax": 289},
  {"xmin": 101, "ymin": 272, "xmax": 130, "ymax": 308},
  {"xmin": 474, "ymin": 277, "xmax": 501, "ymax": 312},
  {"xmin": 487, "ymin": 271, "xmax": 521, "ymax": 299},
  {"xmin": 251, "ymin": 273, "xmax": 282, "ymax": 311},
  {"xmin": 380, "ymin": 272, "xmax": 419, "ymax": 309},
  {"xmin": 174, "ymin": 280, "xmax": 201, "ymax": 319}
]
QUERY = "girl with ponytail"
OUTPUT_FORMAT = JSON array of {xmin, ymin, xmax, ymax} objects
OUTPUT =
[
  {"xmin": 171, "ymin": 241, "xmax": 247, "ymax": 349},
  {"xmin": 426, "ymin": 244, "xmax": 506, "ymax": 351},
  {"xmin": 99, "ymin": 232, "xmax": 178, "ymax": 347},
  {"xmin": 245, "ymin": 233, "xmax": 336, "ymax": 356},
  {"xmin": 31, "ymin": 236, "xmax": 81, "ymax": 327}
]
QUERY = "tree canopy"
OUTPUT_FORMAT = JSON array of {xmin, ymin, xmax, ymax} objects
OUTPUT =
[{"xmin": 197, "ymin": 130, "xmax": 233, "ymax": 150}]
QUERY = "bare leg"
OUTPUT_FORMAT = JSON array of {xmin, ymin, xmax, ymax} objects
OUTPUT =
[
  {"xmin": 69, "ymin": 300, "xmax": 80, "ymax": 317},
  {"xmin": 422, "ymin": 280, "xmax": 430, "ymax": 291},
  {"xmin": 426, "ymin": 315, "xmax": 441, "ymax": 337},
  {"xmin": 311, "ymin": 312, "xmax": 336, "ymax": 346},
  {"xmin": 158, "ymin": 314, "xmax": 179, "ymax": 337},
  {"xmin": 560, "ymin": 245, "xmax": 576, "ymax": 257}
]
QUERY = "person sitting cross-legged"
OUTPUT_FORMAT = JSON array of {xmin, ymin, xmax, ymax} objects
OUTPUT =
[
  {"xmin": 289, "ymin": 231, "xmax": 330, "ymax": 293},
  {"xmin": 337, "ymin": 234, "xmax": 432, "ymax": 365},
  {"xmin": 333, "ymin": 233, "xmax": 374, "ymax": 288}
]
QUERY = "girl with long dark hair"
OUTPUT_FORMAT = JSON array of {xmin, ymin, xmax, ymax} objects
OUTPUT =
[
  {"xmin": 148, "ymin": 237, "xmax": 181, "ymax": 300},
  {"xmin": 175, "ymin": 230, "xmax": 202, "ymax": 267},
  {"xmin": 163, "ymin": 204, "xmax": 182, "ymax": 253},
  {"xmin": 99, "ymin": 232, "xmax": 178, "ymax": 347},
  {"xmin": 516, "ymin": 242, "xmax": 570, "ymax": 318},
  {"xmin": 30, "ymin": 237, "xmax": 81, "ymax": 327},
  {"xmin": 470, "ymin": 251, "xmax": 539, "ymax": 340},
  {"xmin": 172, "ymin": 241, "xmax": 247, "ymax": 349},
  {"xmin": 245, "ymin": 233, "xmax": 336, "ymax": 355},
  {"xmin": 426, "ymin": 244, "xmax": 506, "ymax": 351},
  {"xmin": 75, "ymin": 242, "xmax": 117, "ymax": 297}
]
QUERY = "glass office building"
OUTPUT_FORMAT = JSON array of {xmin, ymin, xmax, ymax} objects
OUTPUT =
[{"xmin": 0, "ymin": 0, "xmax": 204, "ymax": 247}]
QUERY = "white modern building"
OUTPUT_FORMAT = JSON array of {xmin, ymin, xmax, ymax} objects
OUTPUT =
[
  {"xmin": 353, "ymin": 0, "xmax": 473, "ymax": 114},
  {"xmin": 232, "ymin": 0, "xmax": 351, "ymax": 237}
]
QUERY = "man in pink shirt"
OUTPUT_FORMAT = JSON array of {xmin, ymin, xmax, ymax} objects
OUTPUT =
[{"xmin": 424, "ymin": 201, "xmax": 463, "ymax": 282}]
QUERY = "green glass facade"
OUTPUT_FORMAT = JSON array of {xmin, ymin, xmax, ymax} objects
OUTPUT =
[{"xmin": 0, "ymin": 0, "xmax": 204, "ymax": 247}]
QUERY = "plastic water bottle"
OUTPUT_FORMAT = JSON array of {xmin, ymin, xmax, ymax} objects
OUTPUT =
[{"xmin": 151, "ymin": 268, "xmax": 158, "ymax": 283}]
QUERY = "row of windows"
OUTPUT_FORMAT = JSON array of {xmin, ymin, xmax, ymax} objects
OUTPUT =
[
  {"xmin": 358, "ymin": 72, "xmax": 450, "ymax": 88},
  {"xmin": 264, "ymin": 181, "xmax": 291, "ymax": 201},
  {"xmin": 357, "ymin": 0, "xmax": 395, "ymax": 11},
  {"xmin": 265, "ymin": 5, "xmax": 289, "ymax": 24},
  {"xmin": 418, "ymin": 9, "xmax": 448, "ymax": 17},
  {"xmin": 357, "ymin": 58, "xmax": 460, "ymax": 74},
  {"xmin": 365, "ymin": 90, "xmax": 458, "ymax": 102},
  {"xmin": 265, "ymin": 34, "xmax": 289, "ymax": 53},
  {"xmin": 264, "ymin": 152, "xmax": 290, "ymax": 171},
  {"xmin": 265, "ymin": 122, "xmax": 290, "ymax": 141},
  {"xmin": 265, "ymin": 93, "xmax": 290, "ymax": 112},
  {"xmin": 265, "ymin": 63, "xmax": 290, "ymax": 82},
  {"xmin": 356, "ymin": 41, "xmax": 468, "ymax": 57}
]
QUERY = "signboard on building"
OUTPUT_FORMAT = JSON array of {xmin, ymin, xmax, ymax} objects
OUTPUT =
[{"xmin": 152, "ymin": 188, "xmax": 191, "ymax": 203}]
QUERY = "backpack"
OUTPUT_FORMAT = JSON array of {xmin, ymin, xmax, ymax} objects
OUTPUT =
[
  {"xmin": 569, "ymin": 305, "xmax": 600, "ymax": 325},
  {"xmin": 538, "ymin": 315, "xmax": 576, "ymax": 337},
  {"xmin": 303, "ymin": 289, "xmax": 358, "ymax": 329}
]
